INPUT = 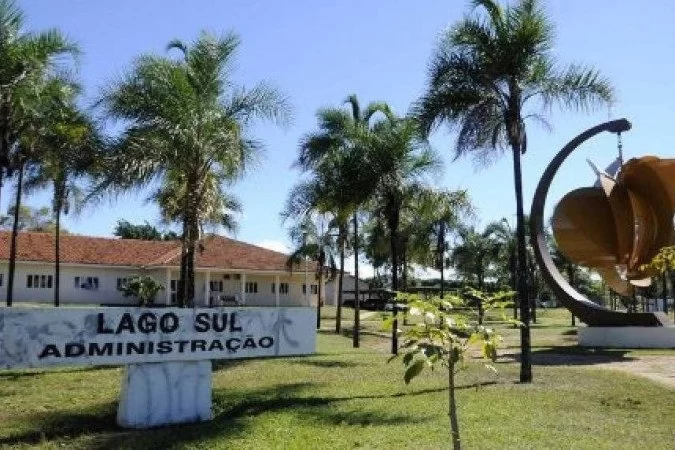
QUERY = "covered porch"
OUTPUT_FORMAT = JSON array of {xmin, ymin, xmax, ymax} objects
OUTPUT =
[{"xmin": 153, "ymin": 268, "xmax": 324, "ymax": 308}]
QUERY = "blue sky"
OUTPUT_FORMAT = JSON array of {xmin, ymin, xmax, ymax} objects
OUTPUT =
[{"xmin": 12, "ymin": 1, "xmax": 675, "ymax": 275}]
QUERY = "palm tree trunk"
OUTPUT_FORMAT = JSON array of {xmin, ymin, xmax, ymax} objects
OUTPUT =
[
  {"xmin": 662, "ymin": 272, "xmax": 668, "ymax": 314},
  {"xmin": 316, "ymin": 270, "xmax": 322, "ymax": 329},
  {"xmin": 54, "ymin": 196, "xmax": 61, "ymax": 307},
  {"xmin": 567, "ymin": 265, "xmax": 576, "ymax": 326},
  {"xmin": 529, "ymin": 260, "xmax": 538, "ymax": 324},
  {"xmin": 440, "ymin": 264, "xmax": 445, "ymax": 299},
  {"xmin": 477, "ymin": 273, "xmax": 484, "ymax": 325},
  {"xmin": 402, "ymin": 246, "xmax": 408, "ymax": 292},
  {"xmin": 177, "ymin": 194, "xmax": 190, "ymax": 308},
  {"xmin": 352, "ymin": 212, "xmax": 360, "ymax": 348},
  {"xmin": 389, "ymin": 220, "xmax": 400, "ymax": 356},
  {"xmin": 510, "ymin": 248, "xmax": 518, "ymax": 324},
  {"xmin": 512, "ymin": 144, "xmax": 532, "ymax": 383},
  {"xmin": 439, "ymin": 222, "xmax": 445, "ymax": 299},
  {"xmin": 6, "ymin": 160, "xmax": 24, "ymax": 307},
  {"xmin": 530, "ymin": 266, "xmax": 538, "ymax": 324},
  {"xmin": 336, "ymin": 235, "xmax": 345, "ymax": 334},
  {"xmin": 390, "ymin": 225, "xmax": 398, "ymax": 292},
  {"xmin": 187, "ymin": 220, "xmax": 197, "ymax": 306}
]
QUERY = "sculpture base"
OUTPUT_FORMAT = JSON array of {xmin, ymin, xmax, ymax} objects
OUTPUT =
[
  {"xmin": 579, "ymin": 326, "xmax": 675, "ymax": 348},
  {"xmin": 117, "ymin": 361, "xmax": 212, "ymax": 428}
]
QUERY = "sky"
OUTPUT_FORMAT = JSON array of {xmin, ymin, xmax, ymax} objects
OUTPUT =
[{"xmin": 11, "ymin": 1, "xmax": 675, "ymax": 277}]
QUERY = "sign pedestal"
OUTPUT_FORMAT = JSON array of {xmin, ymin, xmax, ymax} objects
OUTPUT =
[{"xmin": 117, "ymin": 361, "xmax": 212, "ymax": 428}]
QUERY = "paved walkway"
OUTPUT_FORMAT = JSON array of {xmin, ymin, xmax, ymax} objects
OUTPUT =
[
  {"xmin": 595, "ymin": 356, "xmax": 675, "ymax": 389},
  {"xmin": 501, "ymin": 350, "xmax": 675, "ymax": 389}
]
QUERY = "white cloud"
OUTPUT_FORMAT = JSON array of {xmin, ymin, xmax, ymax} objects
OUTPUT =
[{"xmin": 255, "ymin": 240, "xmax": 291, "ymax": 254}]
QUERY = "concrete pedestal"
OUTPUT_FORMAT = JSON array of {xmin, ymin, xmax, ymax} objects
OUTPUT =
[
  {"xmin": 117, "ymin": 361, "xmax": 212, "ymax": 428},
  {"xmin": 579, "ymin": 326, "xmax": 675, "ymax": 348}
]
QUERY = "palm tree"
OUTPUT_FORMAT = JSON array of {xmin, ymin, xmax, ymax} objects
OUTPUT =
[
  {"xmin": 6, "ymin": 76, "xmax": 78, "ymax": 306},
  {"xmin": 150, "ymin": 168, "xmax": 243, "ymax": 238},
  {"xmin": 0, "ymin": 0, "xmax": 78, "ymax": 306},
  {"xmin": 550, "ymin": 233, "xmax": 581, "ymax": 324},
  {"xmin": 450, "ymin": 225, "xmax": 500, "ymax": 324},
  {"xmin": 282, "ymin": 177, "xmax": 350, "ymax": 334},
  {"xmin": 285, "ymin": 215, "xmax": 338, "ymax": 329},
  {"xmin": 294, "ymin": 94, "xmax": 391, "ymax": 347},
  {"xmin": 414, "ymin": 0, "xmax": 614, "ymax": 382},
  {"xmin": 485, "ymin": 219, "xmax": 518, "ymax": 320},
  {"xmin": 0, "ymin": 0, "xmax": 79, "ymax": 207},
  {"xmin": 418, "ymin": 189, "xmax": 472, "ymax": 298},
  {"xmin": 96, "ymin": 32, "xmax": 288, "ymax": 307},
  {"xmin": 23, "ymin": 99, "xmax": 100, "ymax": 307},
  {"xmin": 367, "ymin": 116, "xmax": 442, "ymax": 293}
]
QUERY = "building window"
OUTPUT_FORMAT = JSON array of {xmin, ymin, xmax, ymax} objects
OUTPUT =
[
  {"xmin": 117, "ymin": 278, "xmax": 129, "ymax": 290},
  {"xmin": 279, "ymin": 282, "xmax": 289, "ymax": 295},
  {"xmin": 0, "ymin": 273, "xmax": 3, "ymax": 287},
  {"xmin": 302, "ymin": 284, "xmax": 306, "ymax": 294},
  {"xmin": 271, "ymin": 283, "xmax": 275, "ymax": 293},
  {"xmin": 27, "ymin": 274, "xmax": 52, "ymax": 289},
  {"xmin": 245, "ymin": 281, "xmax": 258, "ymax": 293},
  {"xmin": 223, "ymin": 274, "xmax": 231, "ymax": 280},
  {"xmin": 209, "ymin": 280, "xmax": 223, "ymax": 292},
  {"xmin": 74, "ymin": 276, "xmax": 99, "ymax": 291},
  {"xmin": 311, "ymin": 284, "xmax": 318, "ymax": 295}
]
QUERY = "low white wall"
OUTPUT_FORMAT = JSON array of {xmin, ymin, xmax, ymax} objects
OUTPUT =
[{"xmin": 579, "ymin": 326, "xmax": 675, "ymax": 348}]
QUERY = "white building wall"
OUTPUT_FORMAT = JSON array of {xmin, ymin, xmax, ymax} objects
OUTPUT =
[
  {"xmin": 0, "ymin": 262, "xmax": 321, "ymax": 307},
  {"xmin": 324, "ymin": 274, "xmax": 370, "ymax": 306},
  {"xmin": 0, "ymin": 262, "xmax": 152, "ymax": 305}
]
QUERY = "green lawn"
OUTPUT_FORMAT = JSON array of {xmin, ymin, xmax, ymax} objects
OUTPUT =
[{"xmin": 1, "ymin": 308, "xmax": 674, "ymax": 449}]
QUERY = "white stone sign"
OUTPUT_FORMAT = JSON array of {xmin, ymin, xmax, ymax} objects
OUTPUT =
[
  {"xmin": 0, "ymin": 306, "xmax": 316, "ymax": 429},
  {"xmin": 0, "ymin": 306, "xmax": 316, "ymax": 369}
]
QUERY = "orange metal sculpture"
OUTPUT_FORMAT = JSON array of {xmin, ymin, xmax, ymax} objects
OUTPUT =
[{"xmin": 552, "ymin": 156, "xmax": 675, "ymax": 296}]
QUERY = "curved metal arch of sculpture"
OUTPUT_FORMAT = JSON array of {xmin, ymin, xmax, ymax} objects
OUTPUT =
[{"xmin": 530, "ymin": 119, "xmax": 673, "ymax": 327}]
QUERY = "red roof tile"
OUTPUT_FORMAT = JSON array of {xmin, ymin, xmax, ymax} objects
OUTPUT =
[{"xmin": 0, "ymin": 232, "xmax": 309, "ymax": 272}]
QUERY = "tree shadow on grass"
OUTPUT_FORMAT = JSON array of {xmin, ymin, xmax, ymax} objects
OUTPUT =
[
  {"xmin": 289, "ymin": 359, "xmax": 362, "ymax": 368},
  {"xmin": 503, "ymin": 346, "xmax": 635, "ymax": 366},
  {"xmin": 0, "ymin": 382, "xmax": 431, "ymax": 449},
  {"xmin": 0, "ymin": 365, "xmax": 119, "ymax": 381}
]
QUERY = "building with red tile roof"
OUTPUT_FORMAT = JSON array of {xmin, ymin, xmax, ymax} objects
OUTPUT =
[{"xmin": 0, "ymin": 232, "xmax": 321, "ymax": 307}]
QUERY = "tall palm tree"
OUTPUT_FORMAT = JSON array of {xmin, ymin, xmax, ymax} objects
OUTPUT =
[
  {"xmin": 23, "ymin": 98, "xmax": 101, "ymax": 307},
  {"xmin": 0, "ymin": 0, "xmax": 78, "ymax": 207},
  {"xmin": 450, "ymin": 225, "xmax": 500, "ymax": 292},
  {"xmin": 285, "ymin": 214, "xmax": 338, "ymax": 329},
  {"xmin": 450, "ymin": 224, "xmax": 500, "ymax": 324},
  {"xmin": 417, "ymin": 189, "xmax": 472, "ymax": 298},
  {"xmin": 6, "ymin": 76, "xmax": 78, "ymax": 306},
  {"xmin": 414, "ymin": 0, "xmax": 614, "ymax": 382},
  {"xmin": 295, "ymin": 94, "xmax": 391, "ymax": 347},
  {"xmin": 485, "ymin": 218, "xmax": 518, "ymax": 320},
  {"xmin": 150, "ymin": 168, "xmax": 243, "ymax": 238},
  {"xmin": 368, "ymin": 116, "xmax": 442, "ymax": 293},
  {"xmin": 97, "ymin": 32, "xmax": 289, "ymax": 307},
  {"xmin": 282, "ymin": 177, "xmax": 350, "ymax": 334},
  {"xmin": 0, "ymin": 0, "xmax": 78, "ymax": 306}
]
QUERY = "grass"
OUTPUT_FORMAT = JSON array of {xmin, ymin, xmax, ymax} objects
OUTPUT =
[{"xmin": 0, "ymin": 308, "xmax": 674, "ymax": 449}]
